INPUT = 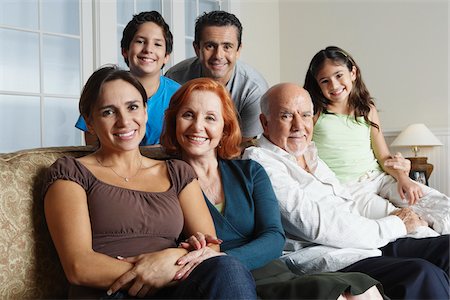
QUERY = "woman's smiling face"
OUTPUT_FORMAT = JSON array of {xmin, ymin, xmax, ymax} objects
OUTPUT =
[
  {"xmin": 176, "ymin": 90, "xmax": 225, "ymax": 159},
  {"xmin": 88, "ymin": 79, "xmax": 147, "ymax": 151}
]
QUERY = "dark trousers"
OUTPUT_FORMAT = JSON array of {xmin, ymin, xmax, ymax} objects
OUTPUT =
[
  {"xmin": 253, "ymin": 260, "xmax": 383, "ymax": 299},
  {"xmin": 341, "ymin": 235, "xmax": 450, "ymax": 299},
  {"xmin": 102, "ymin": 256, "xmax": 257, "ymax": 299}
]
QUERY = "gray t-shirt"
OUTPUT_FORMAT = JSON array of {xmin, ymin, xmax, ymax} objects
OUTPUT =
[{"xmin": 165, "ymin": 57, "xmax": 268, "ymax": 138}]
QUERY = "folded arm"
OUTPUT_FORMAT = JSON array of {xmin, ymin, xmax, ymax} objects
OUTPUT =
[
  {"xmin": 44, "ymin": 180, "xmax": 134, "ymax": 288},
  {"xmin": 109, "ymin": 179, "xmax": 220, "ymax": 293},
  {"xmin": 45, "ymin": 179, "xmax": 188, "ymax": 297}
]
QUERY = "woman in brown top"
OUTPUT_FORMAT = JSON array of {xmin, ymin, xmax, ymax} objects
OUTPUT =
[{"xmin": 43, "ymin": 65, "xmax": 256, "ymax": 298}]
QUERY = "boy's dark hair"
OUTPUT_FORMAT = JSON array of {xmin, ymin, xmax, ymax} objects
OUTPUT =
[
  {"xmin": 194, "ymin": 10, "xmax": 243, "ymax": 48},
  {"xmin": 120, "ymin": 11, "xmax": 173, "ymax": 66},
  {"xmin": 304, "ymin": 46, "xmax": 378, "ymax": 130}
]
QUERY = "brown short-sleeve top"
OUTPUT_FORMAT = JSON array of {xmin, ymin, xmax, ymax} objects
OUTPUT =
[{"xmin": 43, "ymin": 156, "xmax": 197, "ymax": 258}]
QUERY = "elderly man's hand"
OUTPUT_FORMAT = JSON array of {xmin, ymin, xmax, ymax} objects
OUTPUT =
[{"xmin": 390, "ymin": 208, "xmax": 428, "ymax": 233}]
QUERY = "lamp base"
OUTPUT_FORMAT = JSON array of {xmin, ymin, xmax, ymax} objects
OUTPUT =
[{"xmin": 407, "ymin": 156, "xmax": 433, "ymax": 185}]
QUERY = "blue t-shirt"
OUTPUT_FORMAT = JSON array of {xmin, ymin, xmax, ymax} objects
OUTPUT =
[{"xmin": 75, "ymin": 76, "xmax": 180, "ymax": 145}]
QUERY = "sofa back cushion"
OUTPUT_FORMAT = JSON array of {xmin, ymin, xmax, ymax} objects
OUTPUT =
[{"xmin": 0, "ymin": 145, "xmax": 168, "ymax": 298}]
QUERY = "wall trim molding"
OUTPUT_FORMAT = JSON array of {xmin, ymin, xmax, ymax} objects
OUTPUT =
[
  {"xmin": 384, "ymin": 127, "xmax": 449, "ymax": 195},
  {"xmin": 384, "ymin": 127, "xmax": 449, "ymax": 138}
]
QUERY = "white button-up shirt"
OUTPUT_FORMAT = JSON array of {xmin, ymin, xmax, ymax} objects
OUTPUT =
[{"xmin": 243, "ymin": 136, "xmax": 407, "ymax": 274}]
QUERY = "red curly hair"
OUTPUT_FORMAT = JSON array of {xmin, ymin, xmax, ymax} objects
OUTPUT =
[{"xmin": 161, "ymin": 77, "xmax": 242, "ymax": 159}]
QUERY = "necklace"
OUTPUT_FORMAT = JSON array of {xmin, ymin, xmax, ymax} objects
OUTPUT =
[{"xmin": 95, "ymin": 155, "xmax": 143, "ymax": 182}]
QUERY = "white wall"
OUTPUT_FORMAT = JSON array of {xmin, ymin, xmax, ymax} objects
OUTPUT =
[
  {"xmin": 230, "ymin": 0, "xmax": 280, "ymax": 86},
  {"xmin": 278, "ymin": 0, "xmax": 448, "ymax": 131},
  {"xmin": 277, "ymin": 0, "xmax": 449, "ymax": 191}
]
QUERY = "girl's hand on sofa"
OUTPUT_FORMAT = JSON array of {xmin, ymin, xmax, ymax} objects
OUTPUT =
[
  {"xmin": 179, "ymin": 232, "xmax": 222, "ymax": 251},
  {"xmin": 174, "ymin": 247, "xmax": 225, "ymax": 281},
  {"xmin": 107, "ymin": 248, "xmax": 187, "ymax": 298}
]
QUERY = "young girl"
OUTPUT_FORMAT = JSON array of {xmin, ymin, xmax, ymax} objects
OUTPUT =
[{"xmin": 304, "ymin": 46, "xmax": 449, "ymax": 234}]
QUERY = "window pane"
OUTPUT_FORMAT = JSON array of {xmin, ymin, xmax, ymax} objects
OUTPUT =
[
  {"xmin": 42, "ymin": 35, "xmax": 80, "ymax": 95},
  {"xmin": 136, "ymin": 0, "xmax": 161, "ymax": 13},
  {"xmin": 0, "ymin": 28, "xmax": 39, "ymax": 93},
  {"xmin": 185, "ymin": 0, "xmax": 196, "ymax": 38},
  {"xmin": 0, "ymin": 0, "xmax": 38, "ymax": 29},
  {"xmin": 199, "ymin": 0, "xmax": 219, "ymax": 15},
  {"xmin": 0, "ymin": 95, "xmax": 40, "ymax": 152},
  {"xmin": 43, "ymin": 97, "xmax": 81, "ymax": 147},
  {"xmin": 117, "ymin": 0, "xmax": 134, "ymax": 26},
  {"xmin": 117, "ymin": 25, "xmax": 128, "ymax": 69},
  {"xmin": 41, "ymin": 0, "xmax": 80, "ymax": 35}
]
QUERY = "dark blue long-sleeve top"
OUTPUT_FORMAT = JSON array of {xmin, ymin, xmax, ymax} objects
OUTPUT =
[{"xmin": 204, "ymin": 159, "xmax": 285, "ymax": 270}]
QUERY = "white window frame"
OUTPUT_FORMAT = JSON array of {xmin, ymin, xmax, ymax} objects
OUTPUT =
[{"xmin": 0, "ymin": 0, "xmax": 229, "ymax": 152}]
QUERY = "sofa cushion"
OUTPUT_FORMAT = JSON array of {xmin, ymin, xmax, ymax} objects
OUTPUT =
[{"xmin": 0, "ymin": 145, "xmax": 168, "ymax": 298}]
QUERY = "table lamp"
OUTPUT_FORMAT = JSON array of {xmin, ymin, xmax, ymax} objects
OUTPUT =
[{"xmin": 390, "ymin": 123, "xmax": 443, "ymax": 182}]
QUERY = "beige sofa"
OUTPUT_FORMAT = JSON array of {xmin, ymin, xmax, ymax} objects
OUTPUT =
[{"xmin": 0, "ymin": 146, "xmax": 168, "ymax": 299}]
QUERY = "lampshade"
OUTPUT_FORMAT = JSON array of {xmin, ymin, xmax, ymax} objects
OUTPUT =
[{"xmin": 391, "ymin": 123, "xmax": 443, "ymax": 147}]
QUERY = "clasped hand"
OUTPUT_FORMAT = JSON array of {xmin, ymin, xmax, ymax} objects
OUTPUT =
[
  {"xmin": 175, "ymin": 232, "xmax": 225, "ymax": 280},
  {"xmin": 390, "ymin": 207, "xmax": 428, "ymax": 233},
  {"xmin": 107, "ymin": 248, "xmax": 186, "ymax": 298}
]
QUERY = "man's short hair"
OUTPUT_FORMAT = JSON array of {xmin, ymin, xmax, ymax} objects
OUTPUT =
[{"xmin": 194, "ymin": 10, "xmax": 243, "ymax": 48}]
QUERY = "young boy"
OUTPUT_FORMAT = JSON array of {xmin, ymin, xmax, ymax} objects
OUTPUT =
[{"xmin": 75, "ymin": 11, "xmax": 180, "ymax": 145}]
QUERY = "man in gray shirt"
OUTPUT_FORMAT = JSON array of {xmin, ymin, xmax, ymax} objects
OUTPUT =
[{"xmin": 165, "ymin": 10, "xmax": 268, "ymax": 141}]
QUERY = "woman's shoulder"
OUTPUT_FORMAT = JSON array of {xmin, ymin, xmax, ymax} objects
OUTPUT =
[
  {"xmin": 222, "ymin": 158, "xmax": 267, "ymax": 175},
  {"xmin": 43, "ymin": 156, "xmax": 91, "ymax": 195},
  {"xmin": 166, "ymin": 158, "xmax": 192, "ymax": 169},
  {"xmin": 50, "ymin": 155, "xmax": 83, "ymax": 172},
  {"xmin": 166, "ymin": 158, "xmax": 197, "ymax": 180}
]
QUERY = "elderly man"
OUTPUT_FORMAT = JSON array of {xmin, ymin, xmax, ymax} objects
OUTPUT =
[
  {"xmin": 243, "ymin": 83, "xmax": 449, "ymax": 299},
  {"xmin": 165, "ymin": 10, "xmax": 267, "ymax": 141}
]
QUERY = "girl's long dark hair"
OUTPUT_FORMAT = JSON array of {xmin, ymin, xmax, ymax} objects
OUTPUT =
[{"xmin": 304, "ymin": 46, "xmax": 379, "ymax": 130}]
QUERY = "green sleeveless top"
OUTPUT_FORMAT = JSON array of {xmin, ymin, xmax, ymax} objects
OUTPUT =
[{"xmin": 313, "ymin": 112, "xmax": 381, "ymax": 183}]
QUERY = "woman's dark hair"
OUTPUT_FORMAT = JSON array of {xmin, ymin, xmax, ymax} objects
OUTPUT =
[
  {"xmin": 120, "ymin": 11, "xmax": 173, "ymax": 66},
  {"xmin": 304, "ymin": 46, "xmax": 378, "ymax": 129},
  {"xmin": 79, "ymin": 65, "xmax": 147, "ymax": 123}
]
